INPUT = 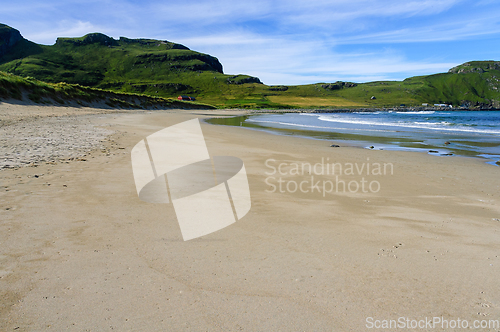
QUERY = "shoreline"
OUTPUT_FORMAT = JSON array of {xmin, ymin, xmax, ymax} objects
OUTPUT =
[
  {"xmin": 235, "ymin": 106, "xmax": 500, "ymax": 113},
  {"xmin": 1, "ymin": 103, "xmax": 500, "ymax": 330},
  {"xmin": 205, "ymin": 112, "xmax": 500, "ymax": 167}
]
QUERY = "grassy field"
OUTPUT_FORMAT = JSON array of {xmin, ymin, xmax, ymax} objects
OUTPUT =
[{"xmin": 267, "ymin": 95, "xmax": 366, "ymax": 107}]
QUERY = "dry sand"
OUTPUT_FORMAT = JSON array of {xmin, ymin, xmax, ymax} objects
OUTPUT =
[{"xmin": 1, "ymin": 102, "xmax": 499, "ymax": 331}]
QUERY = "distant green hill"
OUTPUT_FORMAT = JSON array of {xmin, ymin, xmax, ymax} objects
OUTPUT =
[
  {"xmin": 415, "ymin": 61, "xmax": 500, "ymax": 108},
  {"xmin": 1, "ymin": 23, "xmax": 499, "ymax": 109}
]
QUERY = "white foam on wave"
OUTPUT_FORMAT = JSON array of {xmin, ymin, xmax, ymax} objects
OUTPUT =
[
  {"xmin": 246, "ymin": 119, "xmax": 332, "ymax": 130},
  {"xmin": 315, "ymin": 114, "xmax": 500, "ymax": 134},
  {"xmin": 245, "ymin": 118, "xmax": 396, "ymax": 133},
  {"xmin": 299, "ymin": 113, "xmax": 324, "ymax": 117},
  {"xmin": 413, "ymin": 121, "xmax": 453, "ymax": 126},
  {"xmin": 353, "ymin": 111, "xmax": 381, "ymax": 114},
  {"xmin": 249, "ymin": 115, "xmax": 500, "ymax": 135},
  {"xmin": 317, "ymin": 115, "xmax": 385, "ymax": 126},
  {"xmin": 396, "ymin": 111, "xmax": 435, "ymax": 115}
]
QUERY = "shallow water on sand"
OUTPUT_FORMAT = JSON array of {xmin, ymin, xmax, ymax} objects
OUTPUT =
[{"xmin": 206, "ymin": 110, "xmax": 500, "ymax": 166}]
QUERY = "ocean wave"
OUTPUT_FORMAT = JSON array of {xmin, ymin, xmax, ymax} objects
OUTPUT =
[
  {"xmin": 246, "ymin": 119, "xmax": 332, "ymax": 130},
  {"xmin": 316, "ymin": 115, "xmax": 500, "ymax": 133},
  {"xmin": 245, "ymin": 119, "xmax": 397, "ymax": 133},
  {"xmin": 413, "ymin": 121, "xmax": 453, "ymax": 126},
  {"xmin": 249, "ymin": 116, "xmax": 500, "ymax": 135},
  {"xmin": 317, "ymin": 115, "xmax": 386, "ymax": 126},
  {"xmin": 299, "ymin": 113, "xmax": 323, "ymax": 117},
  {"xmin": 396, "ymin": 111, "xmax": 435, "ymax": 115}
]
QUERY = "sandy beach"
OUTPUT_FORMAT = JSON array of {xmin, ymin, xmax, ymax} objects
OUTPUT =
[{"xmin": 1, "ymin": 103, "xmax": 499, "ymax": 331}]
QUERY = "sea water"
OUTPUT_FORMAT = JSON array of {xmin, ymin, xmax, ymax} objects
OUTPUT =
[{"xmin": 207, "ymin": 110, "xmax": 500, "ymax": 165}]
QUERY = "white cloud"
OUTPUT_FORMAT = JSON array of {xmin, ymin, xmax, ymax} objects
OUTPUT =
[
  {"xmin": 252, "ymin": 0, "xmax": 462, "ymax": 31},
  {"xmin": 179, "ymin": 32, "xmax": 274, "ymax": 46},
  {"xmin": 147, "ymin": 0, "xmax": 272, "ymax": 25},
  {"xmin": 334, "ymin": 13, "xmax": 500, "ymax": 44},
  {"xmin": 23, "ymin": 20, "xmax": 103, "ymax": 45},
  {"xmin": 3, "ymin": 0, "xmax": 499, "ymax": 85},
  {"xmin": 181, "ymin": 31, "xmax": 456, "ymax": 84}
]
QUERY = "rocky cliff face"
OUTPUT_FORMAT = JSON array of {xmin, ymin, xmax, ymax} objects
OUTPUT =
[
  {"xmin": 56, "ymin": 33, "xmax": 119, "ymax": 47},
  {"xmin": 54, "ymin": 33, "xmax": 224, "ymax": 74},
  {"xmin": 119, "ymin": 37, "xmax": 189, "ymax": 50},
  {"xmin": 134, "ymin": 51, "xmax": 224, "ymax": 74},
  {"xmin": 226, "ymin": 75, "xmax": 262, "ymax": 84},
  {"xmin": 0, "ymin": 24, "xmax": 23, "ymax": 59},
  {"xmin": 321, "ymin": 81, "xmax": 357, "ymax": 90},
  {"xmin": 448, "ymin": 61, "xmax": 500, "ymax": 74}
]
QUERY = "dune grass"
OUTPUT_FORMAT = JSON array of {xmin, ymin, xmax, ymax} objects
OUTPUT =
[{"xmin": 0, "ymin": 71, "xmax": 215, "ymax": 109}]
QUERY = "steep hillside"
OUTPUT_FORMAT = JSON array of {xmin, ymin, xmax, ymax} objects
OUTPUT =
[
  {"xmin": 0, "ymin": 71, "xmax": 214, "ymax": 109},
  {"xmin": 0, "ymin": 24, "xmax": 262, "ymax": 103},
  {"xmin": 423, "ymin": 61, "xmax": 500, "ymax": 107}
]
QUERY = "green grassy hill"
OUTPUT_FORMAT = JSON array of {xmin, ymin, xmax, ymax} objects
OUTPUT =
[
  {"xmin": 0, "ymin": 71, "xmax": 214, "ymax": 109},
  {"xmin": 1, "ymin": 23, "xmax": 499, "ymax": 109}
]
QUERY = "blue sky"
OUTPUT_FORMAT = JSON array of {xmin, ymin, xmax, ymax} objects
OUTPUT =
[{"xmin": 2, "ymin": 0, "xmax": 500, "ymax": 85}]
